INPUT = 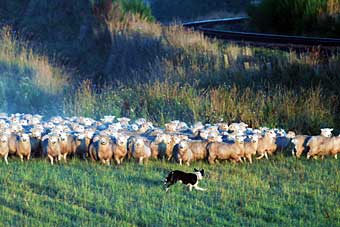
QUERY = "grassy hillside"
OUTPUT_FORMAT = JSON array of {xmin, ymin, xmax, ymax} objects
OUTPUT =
[
  {"xmin": 0, "ymin": 157, "xmax": 339, "ymax": 226},
  {"xmin": 0, "ymin": 0, "xmax": 339, "ymax": 132}
]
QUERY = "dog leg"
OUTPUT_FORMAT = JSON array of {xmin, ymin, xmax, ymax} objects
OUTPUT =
[
  {"xmin": 165, "ymin": 183, "xmax": 173, "ymax": 192},
  {"xmin": 189, "ymin": 184, "xmax": 193, "ymax": 191},
  {"xmin": 194, "ymin": 185, "xmax": 207, "ymax": 191}
]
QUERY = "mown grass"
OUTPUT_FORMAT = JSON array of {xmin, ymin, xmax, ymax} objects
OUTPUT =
[{"xmin": 0, "ymin": 156, "xmax": 339, "ymax": 226}]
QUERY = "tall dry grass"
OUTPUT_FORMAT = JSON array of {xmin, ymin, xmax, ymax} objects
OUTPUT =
[
  {"xmin": 64, "ymin": 80, "xmax": 336, "ymax": 134},
  {"xmin": 0, "ymin": 27, "xmax": 68, "ymax": 115}
]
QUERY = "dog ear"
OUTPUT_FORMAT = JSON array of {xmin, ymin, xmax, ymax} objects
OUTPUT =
[
  {"xmin": 194, "ymin": 168, "xmax": 199, "ymax": 172},
  {"xmin": 201, "ymin": 169, "xmax": 204, "ymax": 176}
]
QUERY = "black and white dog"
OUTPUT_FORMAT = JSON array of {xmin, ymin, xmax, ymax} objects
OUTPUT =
[{"xmin": 163, "ymin": 168, "xmax": 207, "ymax": 192}]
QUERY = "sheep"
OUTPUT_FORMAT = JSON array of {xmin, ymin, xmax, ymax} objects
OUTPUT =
[
  {"xmin": 207, "ymin": 136, "xmax": 244, "ymax": 164},
  {"xmin": 117, "ymin": 117, "xmax": 130, "ymax": 128},
  {"xmin": 256, "ymin": 130, "xmax": 277, "ymax": 160},
  {"xmin": 30, "ymin": 129, "xmax": 43, "ymax": 158},
  {"xmin": 305, "ymin": 128, "xmax": 334, "ymax": 160},
  {"xmin": 217, "ymin": 122, "xmax": 229, "ymax": 132},
  {"xmin": 176, "ymin": 140, "xmax": 209, "ymax": 166},
  {"xmin": 292, "ymin": 135, "xmax": 311, "ymax": 158},
  {"xmin": 320, "ymin": 128, "xmax": 333, "ymax": 137},
  {"xmin": 89, "ymin": 135, "xmax": 113, "ymax": 165},
  {"xmin": 243, "ymin": 135, "xmax": 259, "ymax": 164},
  {"xmin": 72, "ymin": 133, "xmax": 88, "ymax": 160},
  {"xmin": 150, "ymin": 133, "xmax": 167, "ymax": 159},
  {"xmin": 176, "ymin": 140, "xmax": 193, "ymax": 166},
  {"xmin": 16, "ymin": 133, "xmax": 31, "ymax": 162},
  {"xmin": 190, "ymin": 122, "xmax": 204, "ymax": 137},
  {"xmin": 0, "ymin": 134, "xmax": 9, "ymax": 164},
  {"xmin": 8, "ymin": 133, "xmax": 17, "ymax": 155},
  {"xmin": 137, "ymin": 122, "xmax": 153, "ymax": 134},
  {"xmin": 42, "ymin": 134, "xmax": 62, "ymax": 165},
  {"xmin": 164, "ymin": 122, "xmax": 177, "ymax": 133},
  {"xmin": 275, "ymin": 131, "xmax": 296, "ymax": 153},
  {"xmin": 130, "ymin": 137, "xmax": 151, "ymax": 164},
  {"xmin": 164, "ymin": 134, "xmax": 183, "ymax": 161},
  {"xmin": 59, "ymin": 133, "xmax": 74, "ymax": 162},
  {"xmin": 112, "ymin": 135, "xmax": 129, "ymax": 164},
  {"xmin": 306, "ymin": 136, "xmax": 340, "ymax": 160}
]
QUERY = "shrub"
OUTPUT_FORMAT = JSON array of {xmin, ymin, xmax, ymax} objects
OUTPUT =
[{"xmin": 248, "ymin": 0, "xmax": 340, "ymax": 37}]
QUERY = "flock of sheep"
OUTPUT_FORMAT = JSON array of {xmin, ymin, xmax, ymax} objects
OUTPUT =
[{"xmin": 0, "ymin": 113, "xmax": 338, "ymax": 166}]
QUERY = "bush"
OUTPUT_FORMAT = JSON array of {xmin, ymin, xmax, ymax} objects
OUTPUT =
[{"xmin": 248, "ymin": 0, "xmax": 340, "ymax": 37}]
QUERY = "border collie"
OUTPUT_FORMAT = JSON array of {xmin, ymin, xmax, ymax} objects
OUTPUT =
[{"xmin": 163, "ymin": 168, "xmax": 207, "ymax": 192}]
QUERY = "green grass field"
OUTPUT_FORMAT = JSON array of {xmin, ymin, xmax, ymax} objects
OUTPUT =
[{"xmin": 0, "ymin": 156, "xmax": 339, "ymax": 226}]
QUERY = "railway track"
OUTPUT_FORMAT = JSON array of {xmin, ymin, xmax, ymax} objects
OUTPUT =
[{"xmin": 183, "ymin": 17, "xmax": 340, "ymax": 48}]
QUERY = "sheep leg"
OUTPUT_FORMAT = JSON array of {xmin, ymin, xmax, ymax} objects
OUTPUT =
[
  {"xmin": 291, "ymin": 149, "xmax": 295, "ymax": 156},
  {"xmin": 208, "ymin": 157, "xmax": 215, "ymax": 165},
  {"xmin": 179, "ymin": 159, "xmax": 182, "ymax": 166},
  {"xmin": 335, "ymin": 154, "xmax": 338, "ymax": 160},
  {"xmin": 247, "ymin": 155, "xmax": 253, "ymax": 164},
  {"xmin": 115, "ymin": 157, "xmax": 120, "ymax": 165},
  {"xmin": 139, "ymin": 157, "xmax": 143, "ymax": 165},
  {"xmin": 19, "ymin": 154, "xmax": 24, "ymax": 162},
  {"xmin": 63, "ymin": 154, "xmax": 67, "ymax": 163},
  {"xmin": 48, "ymin": 155, "xmax": 54, "ymax": 165},
  {"xmin": 264, "ymin": 152, "xmax": 269, "ymax": 160},
  {"xmin": 230, "ymin": 159, "xmax": 237, "ymax": 164},
  {"xmin": 194, "ymin": 185, "xmax": 207, "ymax": 191},
  {"xmin": 256, "ymin": 154, "xmax": 265, "ymax": 160},
  {"xmin": 4, "ymin": 154, "xmax": 8, "ymax": 165},
  {"xmin": 186, "ymin": 161, "xmax": 190, "ymax": 166}
]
